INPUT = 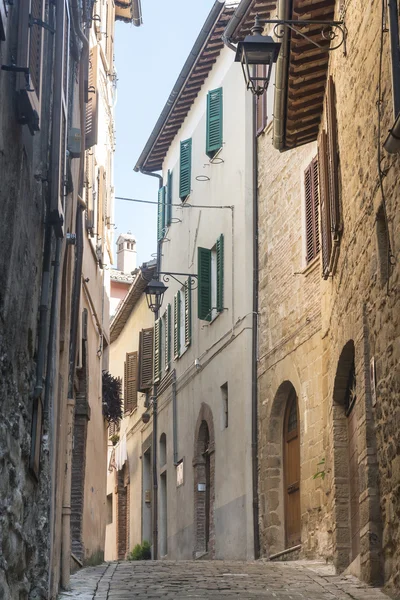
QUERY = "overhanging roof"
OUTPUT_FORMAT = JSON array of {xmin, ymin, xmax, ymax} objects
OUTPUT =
[
  {"xmin": 224, "ymin": 0, "xmax": 278, "ymax": 42},
  {"xmin": 135, "ymin": 1, "xmax": 237, "ymax": 173},
  {"xmin": 115, "ymin": 0, "xmax": 142, "ymax": 25},
  {"xmin": 110, "ymin": 261, "xmax": 156, "ymax": 343}
]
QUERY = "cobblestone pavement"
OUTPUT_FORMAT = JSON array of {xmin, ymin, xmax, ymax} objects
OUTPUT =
[{"xmin": 59, "ymin": 560, "xmax": 389, "ymax": 600}]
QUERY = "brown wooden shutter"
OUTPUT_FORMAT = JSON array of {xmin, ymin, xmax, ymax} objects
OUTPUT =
[
  {"xmin": 304, "ymin": 157, "xmax": 320, "ymax": 264},
  {"xmin": 318, "ymin": 130, "xmax": 332, "ymax": 278},
  {"xmin": 326, "ymin": 76, "xmax": 340, "ymax": 234},
  {"xmin": 16, "ymin": 0, "xmax": 45, "ymax": 132},
  {"xmin": 124, "ymin": 352, "xmax": 138, "ymax": 413},
  {"xmin": 85, "ymin": 45, "xmax": 99, "ymax": 149},
  {"xmin": 138, "ymin": 328, "xmax": 154, "ymax": 391},
  {"xmin": 85, "ymin": 152, "xmax": 95, "ymax": 236},
  {"xmin": 50, "ymin": 0, "xmax": 70, "ymax": 238}
]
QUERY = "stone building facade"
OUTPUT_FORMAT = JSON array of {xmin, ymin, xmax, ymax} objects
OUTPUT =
[
  {"xmin": 229, "ymin": 0, "xmax": 400, "ymax": 594},
  {"xmin": 0, "ymin": 0, "xmax": 142, "ymax": 598}
]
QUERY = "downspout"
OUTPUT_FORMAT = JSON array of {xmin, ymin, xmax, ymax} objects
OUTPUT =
[
  {"xmin": 61, "ymin": 0, "xmax": 88, "ymax": 589},
  {"xmin": 139, "ymin": 167, "xmax": 163, "ymax": 559},
  {"xmin": 272, "ymin": 0, "xmax": 290, "ymax": 150},
  {"xmin": 251, "ymin": 93, "xmax": 260, "ymax": 559}
]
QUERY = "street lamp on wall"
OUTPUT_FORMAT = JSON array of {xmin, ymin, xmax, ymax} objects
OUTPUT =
[
  {"xmin": 235, "ymin": 14, "xmax": 347, "ymax": 97},
  {"xmin": 235, "ymin": 15, "xmax": 281, "ymax": 97},
  {"xmin": 145, "ymin": 279, "xmax": 168, "ymax": 314}
]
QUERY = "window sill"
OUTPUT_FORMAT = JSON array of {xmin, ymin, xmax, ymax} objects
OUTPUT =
[{"xmin": 299, "ymin": 255, "xmax": 320, "ymax": 277}]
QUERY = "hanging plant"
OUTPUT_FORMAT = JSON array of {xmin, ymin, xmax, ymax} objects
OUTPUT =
[{"xmin": 102, "ymin": 370, "xmax": 123, "ymax": 424}]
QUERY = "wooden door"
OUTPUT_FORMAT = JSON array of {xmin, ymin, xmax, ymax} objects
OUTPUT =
[{"xmin": 284, "ymin": 390, "xmax": 301, "ymax": 548}]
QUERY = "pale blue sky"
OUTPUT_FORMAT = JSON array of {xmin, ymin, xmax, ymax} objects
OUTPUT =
[{"xmin": 113, "ymin": 0, "xmax": 216, "ymax": 267}]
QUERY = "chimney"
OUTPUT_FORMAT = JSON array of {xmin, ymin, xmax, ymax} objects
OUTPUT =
[{"xmin": 116, "ymin": 233, "xmax": 137, "ymax": 274}]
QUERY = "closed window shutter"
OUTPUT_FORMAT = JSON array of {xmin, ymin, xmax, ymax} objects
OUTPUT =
[
  {"xmin": 165, "ymin": 304, "xmax": 171, "ymax": 370},
  {"xmin": 184, "ymin": 279, "xmax": 192, "ymax": 347},
  {"xmin": 16, "ymin": 0, "xmax": 45, "ymax": 132},
  {"xmin": 50, "ymin": 0, "xmax": 70, "ymax": 238},
  {"xmin": 85, "ymin": 45, "xmax": 99, "ymax": 149},
  {"xmin": 304, "ymin": 158, "xmax": 320, "ymax": 264},
  {"xmin": 179, "ymin": 139, "xmax": 192, "ymax": 200},
  {"xmin": 124, "ymin": 352, "xmax": 138, "ymax": 413},
  {"xmin": 216, "ymin": 234, "xmax": 224, "ymax": 312},
  {"xmin": 198, "ymin": 247, "xmax": 211, "ymax": 321},
  {"xmin": 166, "ymin": 170, "xmax": 173, "ymax": 226},
  {"xmin": 206, "ymin": 88, "xmax": 223, "ymax": 157},
  {"xmin": 174, "ymin": 292, "xmax": 181, "ymax": 359},
  {"xmin": 157, "ymin": 186, "xmax": 166, "ymax": 241},
  {"xmin": 154, "ymin": 319, "xmax": 161, "ymax": 382},
  {"xmin": 138, "ymin": 328, "xmax": 154, "ymax": 391},
  {"xmin": 318, "ymin": 130, "xmax": 332, "ymax": 278},
  {"xmin": 326, "ymin": 76, "xmax": 340, "ymax": 234}
]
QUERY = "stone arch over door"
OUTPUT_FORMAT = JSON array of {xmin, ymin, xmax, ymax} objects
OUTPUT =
[
  {"xmin": 193, "ymin": 403, "xmax": 215, "ymax": 559},
  {"xmin": 331, "ymin": 340, "xmax": 360, "ymax": 572},
  {"xmin": 262, "ymin": 380, "xmax": 301, "ymax": 555}
]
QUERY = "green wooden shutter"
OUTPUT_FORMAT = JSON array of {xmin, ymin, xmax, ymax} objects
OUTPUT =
[
  {"xmin": 154, "ymin": 318, "xmax": 161, "ymax": 381},
  {"xmin": 166, "ymin": 170, "xmax": 173, "ymax": 226},
  {"xmin": 216, "ymin": 234, "xmax": 224, "ymax": 312},
  {"xmin": 206, "ymin": 88, "xmax": 223, "ymax": 157},
  {"xmin": 165, "ymin": 304, "xmax": 171, "ymax": 370},
  {"xmin": 157, "ymin": 186, "xmax": 166, "ymax": 241},
  {"xmin": 174, "ymin": 292, "xmax": 181, "ymax": 359},
  {"xmin": 179, "ymin": 139, "xmax": 192, "ymax": 200},
  {"xmin": 185, "ymin": 278, "xmax": 192, "ymax": 347},
  {"xmin": 198, "ymin": 247, "xmax": 211, "ymax": 321}
]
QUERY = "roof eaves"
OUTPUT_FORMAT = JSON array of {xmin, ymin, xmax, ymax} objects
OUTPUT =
[{"xmin": 134, "ymin": 0, "xmax": 227, "ymax": 173}]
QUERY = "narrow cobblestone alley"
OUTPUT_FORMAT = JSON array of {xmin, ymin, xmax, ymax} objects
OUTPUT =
[{"xmin": 59, "ymin": 560, "xmax": 389, "ymax": 600}]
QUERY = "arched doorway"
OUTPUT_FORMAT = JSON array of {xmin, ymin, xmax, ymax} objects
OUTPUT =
[
  {"xmin": 193, "ymin": 403, "xmax": 215, "ymax": 558},
  {"xmin": 332, "ymin": 340, "xmax": 360, "ymax": 569},
  {"xmin": 283, "ymin": 388, "xmax": 301, "ymax": 548}
]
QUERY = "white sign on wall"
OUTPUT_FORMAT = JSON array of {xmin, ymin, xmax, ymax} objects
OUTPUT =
[{"xmin": 176, "ymin": 460, "xmax": 184, "ymax": 487}]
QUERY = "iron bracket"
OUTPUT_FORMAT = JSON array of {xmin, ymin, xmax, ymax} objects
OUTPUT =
[
  {"xmin": 158, "ymin": 272, "xmax": 198, "ymax": 289},
  {"xmin": 265, "ymin": 19, "xmax": 346, "ymax": 55},
  {"xmin": 29, "ymin": 14, "xmax": 55, "ymax": 34}
]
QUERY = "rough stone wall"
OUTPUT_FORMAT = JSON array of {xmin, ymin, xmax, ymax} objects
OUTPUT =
[
  {"xmin": 321, "ymin": 0, "xmax": 400, "ymax": 591},
  {"xmin": 0, "ymin": 4, "xmax": 53, "ymax": 598},
  {"xmin": 257, "ymin": 131, "xmax": 328, "ymax": 560}
]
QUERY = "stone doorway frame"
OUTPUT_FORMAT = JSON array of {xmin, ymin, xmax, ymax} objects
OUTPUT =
[
  {"xmin": 193, "ymin": 402, "xmax": 215, "ymax": 559},
  {"xmin": 262, "ymin": 380, "xmax": 300, "ymax": 556}
]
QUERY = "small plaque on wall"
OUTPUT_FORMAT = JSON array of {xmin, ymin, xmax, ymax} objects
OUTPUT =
[
  {"xmin": 176, "ymin": 460, "xmax": 184, "ymax": 487},
  {"xmin": 198, "ymin": 483, "xmax": 206, "ymax": 492}
]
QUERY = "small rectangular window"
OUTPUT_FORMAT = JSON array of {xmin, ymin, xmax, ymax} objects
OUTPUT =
[
  {"xmin": 206, "ymin": 87, "xmax": 223, "ymax": 157},
  {"xmin": 107, "ymin": 494, "xmax": 113, "ymax": 524}
]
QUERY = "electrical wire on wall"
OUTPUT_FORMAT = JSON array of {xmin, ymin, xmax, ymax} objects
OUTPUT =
[{"xmin": 377, "ymin": 0, "xmax": 395, "ymax": 295}]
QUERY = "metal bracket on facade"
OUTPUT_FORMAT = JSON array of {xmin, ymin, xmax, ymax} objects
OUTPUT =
[
  {"xmin": 29, "ymin": 14, "xmax": 55, "ymax": 34},
  {"xmin": 1, "ymin": 64, "xmax": 33, "ymax": 90},
  {"xmin": 266, "ymin": 19, "xmax": 347, "ymax": 55},
  {"xmin": 158, "ymin": 272, "xmax": 198, "ymax": 289}
]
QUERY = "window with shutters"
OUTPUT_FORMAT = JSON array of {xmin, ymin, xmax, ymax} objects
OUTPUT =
[
  {"xmin": 138, "ymin": 328, "xmax": 154, "ymax": 391},
  {"xmin": 166, "ymin": 171, "xmax": 173, "ymax": 227},
  {"xmin": 50, "ymin": 0, "xmax": 70, "ymax": 238},
  {"xmin": 206, "ymin": 88, "xmax": 223, "ymax": 157},
  {"xmin": 154, "ymin": 318, "xmax": 162, "ymax": 382},
  {"xmin": 15, "ymin": 0, "xmax": 46, "ymax": 133},
  {"xmin": 173, "ymin": 291, "xmax": 181, "ymax": 359},
  {"xmin": 174, "ymin": 279, "xmax": 192, "ymax": 360},
  {"xmin": 197, "ymin": 235, "xmax": 224, "ymax": 322},
  {"xmin": 85, "ymin": 45, "xmax": 99, "ymax": 149},
  {"xmin": 164, "ymin": 305, "xmax": 171, "ymax": 372},
  {"xmin": 179, "ymin": 138, "xmax": 192, "ymax": 200},
  {"xmin": 85, "ymin": 152, "xmax": 95, "ymax": 236},
  {"xmin": 124, "ymin": 352, "xmax": 138, "ymax": 413},
  {"xmin": 304, "ymin": 157, "xmax": 320, "ymax": 265},
  {"xmin": 157, "ymin": 186, "xmax": 166, "ymax": 241},
  {"xmin": 318, "ymin": 76, "xmax": 341, "ymax": 279}
]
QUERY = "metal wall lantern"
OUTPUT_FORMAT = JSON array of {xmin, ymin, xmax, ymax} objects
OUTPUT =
[
  {"xmin": 236, "ymin": 14, "xmax": 346, "ymax": 97},
  {"xmin": 145, "ymin": 279, "xmax": 168, "ymax": 314},
  {"xmin": 235, "ymin": 15, "xmax": 281, "ymax": 97}
]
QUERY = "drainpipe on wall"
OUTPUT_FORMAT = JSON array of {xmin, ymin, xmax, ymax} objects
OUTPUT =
[
  {"xmin": 138, "ymin": 167, "xmax": 163, "ymax": 559},
  {"xmin": 60, "ymin": 0, "xmax": 88, "ymax": 587}
]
